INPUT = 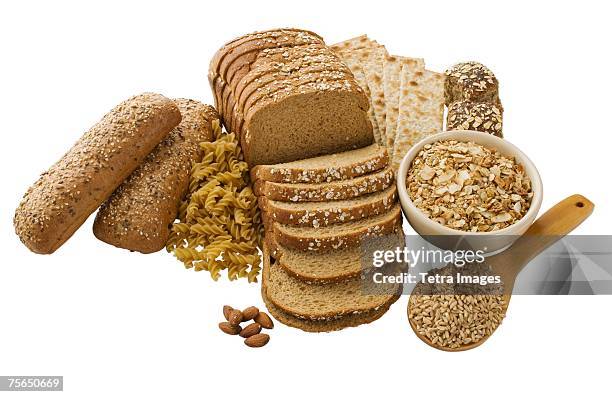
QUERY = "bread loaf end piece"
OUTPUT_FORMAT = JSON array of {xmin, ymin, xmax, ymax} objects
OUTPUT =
[
  {"xmin": 93, "ymin": 100, "xmax": 218, "ymax": 253},
  {"xmin": 14, "ymin": 93, "xmax": 181, "ymax": 254},
  {"xmin": 242, "ymin": 85, "xmax": 373, "ymax": 166}
]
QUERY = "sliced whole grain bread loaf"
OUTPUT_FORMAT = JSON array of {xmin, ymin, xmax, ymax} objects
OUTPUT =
[
  {"xmin": 250, "ymin": 143, "xmax": 388, "ymax": 184},
  {"xmin": 254, "ymin": 167, "xmax": 394, "ymax": 202},
  {"xmin": 259, "ymin": 185, "xmax": 397, "ymax": 227},
  {"xmin": 263, "ymin": 243, "xmax": 400, "ymax": 320},
  {"xmin": 210, "ymin": 29, "xmax": 374, "ymax": 160},
  {"xmin": 273, "ymin": 231, "xmax": 404, "ymax": 283},
  {"xmin": 270, "ymin": 204, "xmax": 401, "ymax": 252}
]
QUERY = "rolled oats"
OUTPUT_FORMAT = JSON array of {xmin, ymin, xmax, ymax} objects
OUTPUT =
[{"xmin": 406, "ymin": 140, "xmax": 533, "ymax": 232}]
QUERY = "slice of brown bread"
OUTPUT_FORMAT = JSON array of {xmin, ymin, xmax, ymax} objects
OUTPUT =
[
  {"xmin": 273, "ymin": 231, "xmax": 404, "ymax": 283},
  {"xmin": 250, "ymin": 143, "xmax": 388, "ymax": 183},
  {"xmin": 271, "ymin": 204, "xmax": 401, "ymax": 252},
  {"xmin": 259, "ymin": 185, "xmax": 397, "ymax": 227},
  {"xmin": 233, "ymin": 73, "xmax": 358, "ymax": 139},
  {"xmin": 254, "ymin": 167, "xmax": 394, "ymax": 202},
  {"xmin": 242, "ymin": 76, "xmax": 372, "ymax": 166},
  {"xmin": 262, "ymin": 285, "xmax": 398, "ymax": 332},
  {"xmin": 263, "ymin": 244, "xmax": 400, "ymax": 320}
]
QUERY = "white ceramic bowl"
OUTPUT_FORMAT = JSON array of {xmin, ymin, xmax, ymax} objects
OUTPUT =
[{"xmin": 396, "ymin": 130, "xmax": 543, "ymax": 253}]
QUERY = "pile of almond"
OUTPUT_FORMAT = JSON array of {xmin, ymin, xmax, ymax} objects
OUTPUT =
[{"xmin": 218, "ymin": 305, "xmax": 274, "ymax": 348}]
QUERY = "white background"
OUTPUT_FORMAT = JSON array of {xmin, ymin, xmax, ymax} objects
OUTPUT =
[{"xmin": 1, "ymin": 1, "xmax": 610, "ymax": 396}]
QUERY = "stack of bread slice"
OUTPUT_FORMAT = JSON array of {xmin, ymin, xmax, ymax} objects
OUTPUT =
[
  {"xmin": 253, "ymin": 144, "xmax": 404, "ymax": 332},
  {"xmin": 209, "ymin": 28, "xmax": 374, "ymax": 167}
]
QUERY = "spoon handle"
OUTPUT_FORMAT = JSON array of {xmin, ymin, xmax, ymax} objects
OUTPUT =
[{"xmin": 497, "ymin": 194, "xmax": 594, "ymax": 280}]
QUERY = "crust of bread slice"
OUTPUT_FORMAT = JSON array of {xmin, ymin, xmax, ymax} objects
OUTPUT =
[
  {"xmin": 254, "ymin": 167, "xmax": 394, "ymax": 202},
  {"xmin": 271, "ymin": 204, "xmax": 401, "ymax": 252},
  {"xmin": 216, "ymin": 30, "xmax": 324, "ymax": 81},
  {"xmin": 261, "ymin": 243, "xmax": 401, "ymax": 331},
  {"xmin": 210, "ymin": 28, "xmax": 323, "ymax": 76},
  {"xmin": 250, "ymin": 143, "xmax": 388, "ymax": 184}
]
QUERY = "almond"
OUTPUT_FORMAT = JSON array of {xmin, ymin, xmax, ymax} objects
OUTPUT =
[
  {"xmin": 228, "ymin": 309, "xmax": 243, "ymax": 325},
  {"xmin": 244, "ymin": 333, "xmax": 270, "ymax": 348},
  {"xmin": 239, "ymin": 322, "xmax": 262, "ymax": 338},
  {"xmin": 223, "ymin": 305, "xmax": 234, "ymax": 321},
  {"xmin": 254, "ymin": 312, "xmax": 274, "ymax": 329},
  {"xmin": 242, "ymin": 306, "xmax": 259, "ymax": 321},
  {"xmin": 218, "ymin": 322, "xmax": 242, "ymax": 335}
]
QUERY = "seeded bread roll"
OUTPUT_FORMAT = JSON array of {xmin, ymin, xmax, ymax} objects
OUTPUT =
[
  {"xmin": 14, "ymin": 93, "xmax": 181, "ymax": 254},
  {"xmin": 93, "ymin": 99, "xmax": 218, "ymax": 253},
  {"xmin": 447, "ymin": 101, "xmax": 504, "ymax": 138},
  {"xmin": 444, "ymin": 62, "xmax": 500, "ymax": 105}
]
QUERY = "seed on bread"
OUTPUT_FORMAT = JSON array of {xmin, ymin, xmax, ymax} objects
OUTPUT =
[
  {"xmin": 241, "ymin": 306, "xmax": 259, "ymax": 321},
  {"xmin": 239, "ymin": 323, "xmax": 262, "ymax": 338},
  {"xmin": 254, "ymin": 312, "xmax": 274, "ymax": 329},
  {"xmin": 219, "ymin": 322, "xmax": 242, "ymax": 335},
  {"xmin": 244, "ymin": 333, "xmax": 270, "ymax": 348}
]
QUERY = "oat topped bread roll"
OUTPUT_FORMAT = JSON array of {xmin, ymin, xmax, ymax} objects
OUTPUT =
[
  {"xmin": 444, "ymin": 61, "xmax": 500, "ymax": 105},
  {"xmin": 447, "ymin": 101, "xmax": 504, "ymax": 138},
  {"xmin": 14, "ymin": 93, "xmax": 181, "ymax": 254},
  {"xmin": 93, "ymin": 99, "xmax": 218, "ymax": 254}
]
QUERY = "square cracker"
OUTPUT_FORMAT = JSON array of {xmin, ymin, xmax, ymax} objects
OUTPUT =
[
  {"xmin": 391, "ymin": 67, "xmax": 445, "ymax": 171},
  {"xmin": 382, "ymin": 55, "xmax": 425, "ymax": 152}
]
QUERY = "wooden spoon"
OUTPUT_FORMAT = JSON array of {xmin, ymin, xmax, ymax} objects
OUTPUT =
[{"xmin": 408, "ymin": 194, "xmax": 594, "ymax": 351}]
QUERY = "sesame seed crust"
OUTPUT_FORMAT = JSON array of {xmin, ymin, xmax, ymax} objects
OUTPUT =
[
  {"xmin": 93, "ymin": 100, "xmax": 218, "ymax": 254},
  {"xmin": 13, "ymin": 93, "xmax": 182, "ymax": 254}
]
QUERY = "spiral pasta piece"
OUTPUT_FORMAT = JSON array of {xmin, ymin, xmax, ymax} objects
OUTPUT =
[{"xmin": 166, "ymin": 120, "xmax": 263, "ymax": 282}]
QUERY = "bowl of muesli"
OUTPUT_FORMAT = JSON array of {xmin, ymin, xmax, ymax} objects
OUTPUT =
[{"xmin": 397, "ymin": 130, "xmax": 542, "ymax": 253}]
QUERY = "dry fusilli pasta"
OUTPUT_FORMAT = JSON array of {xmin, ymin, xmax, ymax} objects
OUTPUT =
[{"xmin": 166, "ymin": 120, "xmax": 262, "ymax": 282}]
